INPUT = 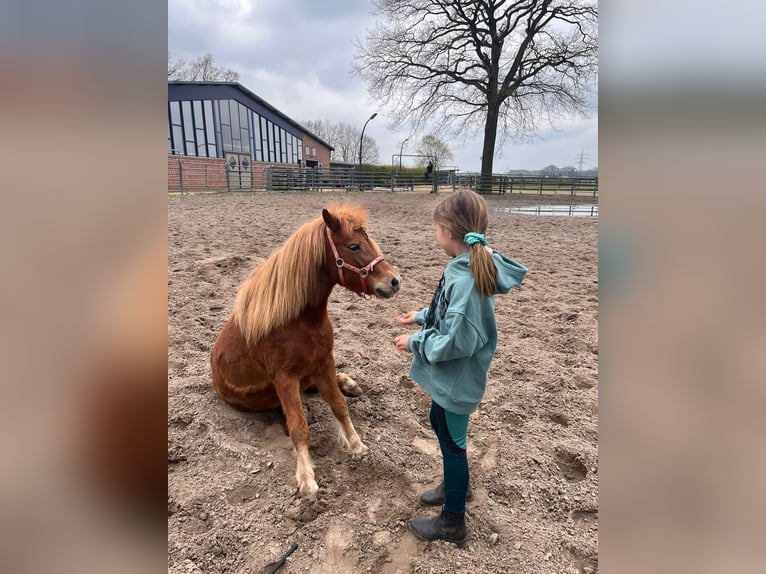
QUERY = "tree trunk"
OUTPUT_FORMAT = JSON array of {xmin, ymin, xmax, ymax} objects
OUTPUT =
[{"xmin": 479, "ymin": 102, "xmax": 500, "ymax": 194}]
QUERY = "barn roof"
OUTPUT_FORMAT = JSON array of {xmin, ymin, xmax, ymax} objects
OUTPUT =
[{"xmin": 168, "ymin": 81, "xmax": 334, "ymax": 151}]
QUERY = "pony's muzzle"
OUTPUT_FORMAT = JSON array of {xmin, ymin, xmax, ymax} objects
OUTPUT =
[{"xmin": 374, "ymin": 274, "xmax": 401, "ymax": 299}]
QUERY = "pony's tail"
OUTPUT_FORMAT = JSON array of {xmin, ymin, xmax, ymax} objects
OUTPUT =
[{"xmin": 469, "ymin": 243, "xmax": 498, "ymax": 297}]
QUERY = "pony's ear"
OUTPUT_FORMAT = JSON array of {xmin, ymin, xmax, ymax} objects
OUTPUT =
[{"xmin": 322, "ymin": 208, "xmax": 340, "ymax": 232}]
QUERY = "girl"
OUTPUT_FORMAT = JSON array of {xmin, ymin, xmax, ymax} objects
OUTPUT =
[{"xmin": 394, "ymin": 189, "xmax": 528, "ymax": 545}]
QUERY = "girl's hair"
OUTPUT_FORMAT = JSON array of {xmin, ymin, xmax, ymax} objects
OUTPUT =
[{"xmin": 433, "ymin": 189, "xmax": 497, "ymax": 297}]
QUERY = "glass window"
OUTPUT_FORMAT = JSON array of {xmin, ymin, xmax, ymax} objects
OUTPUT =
[
  {"xmin": 298, "ymin": 142, "xmax": 303, "ymax": 161},
  {"xmin": 204, "ymin": 101, "xmax": 217, "ymax": 157},
  {"xmin": 170, "ymin": 101, "xmax": 182, "ymax": 125},
  {"xmin": 284, "ymin": 133, "xmax": 291, "ymax": 163},
  {"xmin": 219, "ymin": 99, "xmax": 230, "ymax": 125},
  {"xmin": 266, "ymin": 121, "xmax": 275, "ymax": 162},
  {"xmin": 172, "ymin": 126, "xmax": 184, "ymax": 154},
  {"xmin": 169, "ymin": 102, "xmax": 183, "ymax": 154},
  {"xmin": 240, "ymin": 128, "xmax": 250, "ymax": 152},
  {"xmin": 182, "ymin": 101, "xmax": 193, "ymax": 129},
  {"xmin": 248, "ymin": 114, "xmax": 255, "ymax": 160},
  {"xmin": 229, "ymin": 101, "xmax": 240, "ymax": 134},
  {"xmin": 312, "ymin": 147, "xmax": 317, "ymax": 157},
  {"xmin": 261, "ymin": 118, "xmax": 269, "ymax": 160},
  {"xmin": 222, "ymin": 124, "xmax": 232, "ymax": 150},
  {"xmin": 193, "ymin": 101, "xmax": 204, "ymax": 130},
  {"xmin": 181, "ymin": 101, "xmax": 195, "ymax": 155},
  {"xmin": 203, "ymin": 100, "xmax": 214, "ymax": 127},
  {"xmin": 213, "ymin": 101, "xmax": 222, "ymax": 156},
  {"xmin": 196, "ymin": 128, "xmax": 207, "ymax": 157},
  {"xmin": 252, "ymin": 113, "xmax": 262, "ymax": 161},
  {"xmin": 239, "ymin": 103, "xmax": 248, "ymax": 131},
  {"xmin": 305, "ymin": 145, "xmax": 310, "ymax": 156},
  {"xmin": 167, "ymin": 103, "xmax": 175, "ymax": 153},
  {"xmin": 275, "ymin": 126, "xmax": 282, "ymax": 163}
]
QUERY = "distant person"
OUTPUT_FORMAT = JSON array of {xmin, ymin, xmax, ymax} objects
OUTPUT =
[
  {"xmin": 424, "ymin": 160, "xmax": 434, "ymax": 182},
  {"xmin": 393, "ymin": 190, "xmax": 528, "ymax": 545}
]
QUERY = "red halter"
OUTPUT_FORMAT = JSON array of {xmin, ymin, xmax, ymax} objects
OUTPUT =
[{"xmin": 325, "ymin": 225, "xmax": 385, "ymax": 296}]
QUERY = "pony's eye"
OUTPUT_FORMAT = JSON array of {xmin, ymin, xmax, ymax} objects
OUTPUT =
[{"xmin": 348, "ymin": 244, "xmax": 360, "ymax": 252}]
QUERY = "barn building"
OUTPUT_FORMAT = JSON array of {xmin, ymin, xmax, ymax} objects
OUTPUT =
[{"xmin": 168, "ymin": 81, "xmax": 333, "ymax": 191}]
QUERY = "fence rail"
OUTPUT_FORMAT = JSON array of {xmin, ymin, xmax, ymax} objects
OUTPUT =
[
  {"xmin": 456, "ymin": 174, "xmax": 598, "ymax": 197},
  {"xmin": 168, "ymin": 158, "xmax": 597, "ymax": 197}
]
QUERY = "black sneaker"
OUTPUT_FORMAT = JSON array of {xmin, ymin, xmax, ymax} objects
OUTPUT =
[{"xmin": 419, "ymin": 481, "xmax": 474, "ymax": 506}]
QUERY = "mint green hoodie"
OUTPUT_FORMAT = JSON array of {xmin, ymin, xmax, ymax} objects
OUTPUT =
[{"xmin": 406, "ymin": 250, "xmax": 528, "ymax": 415}]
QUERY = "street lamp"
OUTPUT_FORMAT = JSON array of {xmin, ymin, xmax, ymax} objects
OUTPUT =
[
  {"xmin": 398, "ymin": 136, "xmax": 410, "ymax": 173},
  {"xmin": 358, "ymin": 112, "xmax": 377, "ymax": 189}
]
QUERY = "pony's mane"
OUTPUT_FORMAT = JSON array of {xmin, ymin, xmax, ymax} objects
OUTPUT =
[{"xmin": 233, "ymin": 204, "xmax": 370, "ymax": 345}]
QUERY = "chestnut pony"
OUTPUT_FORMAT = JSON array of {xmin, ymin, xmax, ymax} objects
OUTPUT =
[{"xmin": 210, "ymin": 204, "xmax": 401, "ymax": 497}]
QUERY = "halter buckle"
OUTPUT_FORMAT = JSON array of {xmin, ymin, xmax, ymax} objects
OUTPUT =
[
  {"xmin": 359, "ymin": 268, "xmax": 369, "ymax": 277},
  {"xmin": 335, "ymin": 257, "xmax": 344, "ymax": 267}
]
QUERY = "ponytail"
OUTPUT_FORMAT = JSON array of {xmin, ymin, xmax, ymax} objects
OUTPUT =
[
  {"xmin": 433, "ymin": 190, "xmax": 496, "ymax": 296},
  {"xmin": 469, "ymin": 243, "xmax": 497, "ymax": 297}
]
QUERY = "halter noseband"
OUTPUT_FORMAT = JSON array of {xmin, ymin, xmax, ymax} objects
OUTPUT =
[{"xmin": 325, "ymin": 225, "xmax": 384, "ymax": 296}]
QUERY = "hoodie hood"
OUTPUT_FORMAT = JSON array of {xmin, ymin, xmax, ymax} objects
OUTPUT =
[{"xmin": 446, "ymin": 250, "xmax": 527, "ymax": 295}]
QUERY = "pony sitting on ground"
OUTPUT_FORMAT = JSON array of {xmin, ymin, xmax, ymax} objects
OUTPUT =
[{"xmin": 210, "ymin": 204, "xmax": 401, "ymax": 497}]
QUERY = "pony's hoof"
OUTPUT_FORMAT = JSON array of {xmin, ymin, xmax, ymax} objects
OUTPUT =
[
  {"xmin": 337, "ymin": 373, "xmax": 363, "ymax": 397},
  {"xmin": 298, "ymin": 479, "xmax": 319, "ymax": 499},
  {"xmin": 350, "ymin": 442, "xmax": 369, "ymax": 459}
]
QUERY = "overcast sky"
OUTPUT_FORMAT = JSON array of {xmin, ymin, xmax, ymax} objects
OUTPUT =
[{"xmin": 168, "ymin": 0, "xmax": 598, "ymax": 173}]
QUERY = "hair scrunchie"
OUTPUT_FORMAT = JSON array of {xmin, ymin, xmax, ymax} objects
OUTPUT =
[{"xmin": 464, "ymin": 232, "xmax": 487, "ymax": 247}]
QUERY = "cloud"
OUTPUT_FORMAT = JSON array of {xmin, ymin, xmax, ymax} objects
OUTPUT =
[{"xmin": 169, "ymin": 0, "xmax": 598, "ymax": 172}]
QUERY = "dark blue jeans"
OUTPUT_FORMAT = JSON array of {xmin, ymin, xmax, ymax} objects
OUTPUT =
[{"xmin": 429, "ymin": 401, "xmax": 470, "ymax": 513}]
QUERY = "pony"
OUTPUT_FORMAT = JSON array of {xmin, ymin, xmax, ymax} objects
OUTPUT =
[{"xmin": 210, "ymin": 204, "xmax": 401, "ymax": 498}]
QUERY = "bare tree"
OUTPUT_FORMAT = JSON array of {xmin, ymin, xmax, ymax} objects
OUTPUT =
[
  {"xmin": 354, "ymin": 0, "xmax": 597, "ymax": 191},
  {"xmin": 303, "ymin": 119, "xmax": 380, "ymax": 164},
  {"xmin": 168, "ymin": 52, "xmax": 186, "ymax": 78},
  {"xmin": 416, "ymin": 134, "xmax": 454, "ymax": 168},
  {"xmin": 168, "ymin": 52, "xmax": 240, "ymax": 82},
  {"xmin": 359, "ymin": 134, "xmax": 380, "ymax": 165}
]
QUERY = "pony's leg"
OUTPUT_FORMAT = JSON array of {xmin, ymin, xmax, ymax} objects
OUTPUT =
[
  {"xmin": 336, "ymin": 372, "xmax": 363, "ymax": 397},
  {"xmin": 315, "ymin": 368, "xmax": 368, "ymax": 455},
  {"xmin": 273, "ymin": 374, "xmax": 318, "ymax": 498}
]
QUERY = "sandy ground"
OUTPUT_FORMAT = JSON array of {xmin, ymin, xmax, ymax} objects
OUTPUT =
[{"xmin": 168, "ymin": 190, "xmax": 598, "ymax": 574}]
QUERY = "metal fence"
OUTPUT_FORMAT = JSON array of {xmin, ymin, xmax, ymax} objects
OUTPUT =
[
  {"xmin": 168, "ymin": 159, "xmax": 363, "ymax": 193},
  {"xmin": 456, "ymin": 174, "xmax": 598, "ymax": 197},
  {"xmin": 168, "ymin": 157, "xmax": 597, "ymax": 197}
]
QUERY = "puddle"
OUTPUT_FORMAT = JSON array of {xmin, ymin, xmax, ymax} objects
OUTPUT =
[{"xmin": 495, "ymin": 205, "xmax": 598, "ymax": 218}]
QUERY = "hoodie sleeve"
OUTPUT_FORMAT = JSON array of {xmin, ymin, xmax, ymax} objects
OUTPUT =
[
  {"xmin": 414, "ymin": 307, "xmax": 429, "ymax": 326},
  {"xmin": 492, "ymin": 252, "xmax": 528, "ymax": 294},
  {"xmin": 407, "ymin": 275, "xmax": 488, "ymax": 364},
  {"xmin": 407, "ymin": 312, "xmax": 486, "ymax": 364}
]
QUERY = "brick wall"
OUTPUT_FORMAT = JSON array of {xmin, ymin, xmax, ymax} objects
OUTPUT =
[
  {"xmin": 300, "ymin": 134, "xmax": 332, "ymax": 167},
  {"xmin": 168, "ymin": 155, "xmax": 302, "ymax": 191},
  {"xmin": 168, "ymin": 156, "xmax": 227, "ymax": 191}
]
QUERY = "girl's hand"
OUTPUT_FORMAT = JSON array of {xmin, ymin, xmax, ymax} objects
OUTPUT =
[
  {"xmin": 395, "ymin": 311, "xmax": 417, "ymax": 325},
  {"xmin": 394, "ymin": 334, "xmax": 411, "ymax": 352}
]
